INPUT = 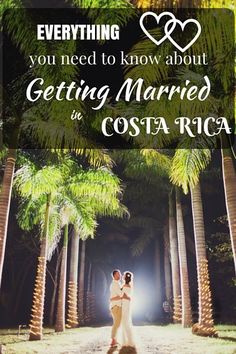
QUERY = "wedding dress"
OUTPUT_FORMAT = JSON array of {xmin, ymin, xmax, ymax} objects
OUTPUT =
[{"xmin": 121, "ymin": 286, "xmax": 135, "ymax": 347}]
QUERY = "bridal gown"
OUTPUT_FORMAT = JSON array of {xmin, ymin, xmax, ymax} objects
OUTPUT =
[{"xmin": 121, "ymin": 286, "xmax": 135, "ymax": 347}]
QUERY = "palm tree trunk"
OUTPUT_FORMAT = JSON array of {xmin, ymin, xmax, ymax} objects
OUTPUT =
[
  {"xmin": 49, "ymin": 249, "xmax": 62, "ymax": 326},
  {"xmin": 0, "ymin": 149, "xmax": 16, "ymax": 289},
  {"xmin": 66, "ymin": 227, "xmax": 80, "ymax": 328},
  {"xmin": 91, "ymin": 267, "xmax": 96, "ymax": 323},
  {"xmin": 154, "ymin": 238, "xmax": 162, "ymax": 314},
  {"xmin": 85, "ymin": 262, "xmax": 92, "ymax": 324},
  {"xmin": 78, "ymin": 240, "xmax": 86, "ymax": 324},
  {"xmin": 169, "ymin": 191, "xmax": 181, "ymax": 323},
  {"xmin": 176, "ymin": 189, "xmax": 192, "ymax": 327},
  {"xmin": 191, "ymin": 182, "xmax": 217, "ymax": 337},
  {"xmin": 221, "ymin": 148, "xmax": 236, "ymax": 274},
  {"xmin": 55, "ymin": 224, "xmax": 68, "ymax": 332},
  {"xmin": 164, "ymin": 225, "xmax": 172, "ymax": 302},
  {"xmin": 29, "ymin": 193, "xmax": 51, "ymax": 341},
  {"xmin": 87, "ymin": 262, "xmax": 92, "ymax": 293}
]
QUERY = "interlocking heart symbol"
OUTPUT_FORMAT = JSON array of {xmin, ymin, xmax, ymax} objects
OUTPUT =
[{"xmin": 139, "ymin": 11, "xmax": 201, "ymax": 53}]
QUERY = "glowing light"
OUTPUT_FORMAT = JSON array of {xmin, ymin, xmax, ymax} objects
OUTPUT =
[{"xmin": 131, "ymin": 277, "xmax": 155, "ymax": 321}]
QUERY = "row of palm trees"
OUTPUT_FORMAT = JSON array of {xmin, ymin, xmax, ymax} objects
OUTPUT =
[
  {"xmin": 0, "ymin": 0, "xmax": 134, "ymax": 290},
  {"xmin": 116, "ymin": 146, "xmax": 235, "ymax": 336},
  {"xmin": 1, "ymin": 0, "xmax": 234, "ymax": 285},
  {"xmin": 1, "ymin": 148, "xmax": 235, "ymax": 340},
  {"xmin": 164, "ymin": 150, "xmax": 234, "ymax": 337},
  {"xmin": 1, "ymin": 148, "xmax": 234, "ymax": 340},
  {"xmin": 12, "ymin": 152, "xmax": 127, "ymax": 340},
  {"xmin": 168, "ymin": 184, "xmax": 216, "ymax": 335},
  {"xmin": 122, "ymin": 2, "xmax": 235, "ymax": 337}
]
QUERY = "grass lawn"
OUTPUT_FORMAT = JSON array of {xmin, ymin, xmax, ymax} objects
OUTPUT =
[{"xmin": 0, "ymin": 324, "xmax": 235, "ymax": 354}]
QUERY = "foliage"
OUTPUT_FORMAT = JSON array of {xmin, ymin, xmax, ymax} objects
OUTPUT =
[
  {"xmin": 125, "ymin": 0, "xmax": 234, "ymax": 193},
  {"xmin": 135, "ymin": 0, "xmax": 235, "ymax": 9},
  {"xmin": 113, "ymin": 149, "xmax": 171, "ymax": 183},
  {"xmin": 170, "ymin": 148, "xmax": 212, "ymax": 194},
  {"xmin": 208, "ymin": 232, "xmax": 233, "ymax": 264},
  {"xmin": 13, "ymin": 153, "xmax": 127, "ymax": 258},
  {"xmin": 2, "ymin": 1, "xmax": 116, "ymax": 167}
]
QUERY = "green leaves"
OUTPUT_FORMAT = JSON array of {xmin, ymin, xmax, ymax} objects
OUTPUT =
[
  {"xmin": 114, "ymin": 149, "xmax": 171, "ymax": 182},
  {"xmin": 66, "ymin": 165, "xmax": 128, "ymax": 224},
  {"xmin": 14, "ymin": 152, "xmax": 127, "ymax": 255},
  {"xmin": 170, "ymin": 148, "xmax": 212, "ymax": 194},
  {"xmin": 70, "ymin": 0, "xmax": 133, "ymax": 10},
  {"xmin": 14, "ymin": 163, "xmax": 63, "ymax": 199},
  {"xmin": 0, "ymin": 0, "xmax": 20, "ymax": 21}
]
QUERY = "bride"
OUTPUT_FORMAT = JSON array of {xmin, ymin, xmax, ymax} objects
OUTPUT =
[{"xmin": 121, "ymin": 271, "xmax": 135, "ymax": 348}]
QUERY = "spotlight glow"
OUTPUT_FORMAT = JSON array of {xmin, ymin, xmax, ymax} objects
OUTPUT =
[{"xmin": 131, "ymin": 275, "xmax": 155, "ymax": 321}]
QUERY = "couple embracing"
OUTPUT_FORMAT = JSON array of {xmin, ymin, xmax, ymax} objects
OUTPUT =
[{"xmin": 109, "ymin": 269, "xmax": 135, "ymax": 349}]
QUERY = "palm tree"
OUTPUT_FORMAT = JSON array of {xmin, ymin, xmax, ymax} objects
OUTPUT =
[
  {"xmin": 176, "ymin": 189, "xmax": 192, "ymax": 327},
  {"xmin": 30, "ymin": 194, "xmax": 51, "ymax": 341},
  {"xmin": 1, "ymin": 0, "xmax": 122, "ymax": 292},
  {"xmin": 127, "ymin": 0, "xmax": 234, "ymax": 331},
  {"xmin": 0, "ymin": 5, "xmax": 58, "ymax": 291},
  {"xmin": 0, "ymin": 149, "xmax": 17, "ymax": 288},
  {"xmin": 191, "ymin": 182, "xmax": 217, "ymax": 336},
  {"xmin": 64, "ymin": 162, "xmax": 127, "ymax": 329},
  {"xmin": 129, "ymin": 0, "xmax": 235, "ymax": 274},
  {"xmin": 14, "ymin": 162, "xmax": 63, "ymax": 340},
  {"xmin": 78, "ymin": 240, "xmax": 86, "ymax": 325},
  {"xmin": 221, "ymin": 147, "xmax": 236, "ymax": 274},
  {"xmin": 55, "ymin": 200, "xmax": 83, "ymax": 333},
  {"xmin": 53, "ymin": 157, "xmax": 127, "ymax": 332},
  {"xmin": 55, "ymin": 224, "xmax": 68, "ymax": 332},
  {"xmin": 0, "ymin": 11, "xmax": 32, "ymax": 285},
  {"xmin": 168, "ymin": 190, "xmax": 181, "ymax": 323},
  {"xmin": 16, "ymin": 155, "xmax": 124, "ymax": 337},
  {"xmin": 163, "ymin": 225, "xmax": 172, "ymax": 305},
  {"xmin": 123, "ymin": 3, "xmax": 234, "ymax": 331},
  {"xmin": 171, "ymin": 149, "xmax": 216, "ymax": 335},
  {"xmin": 85, "ymin": 261, "xmax": 93, "ymax": 324},
  {"xmin": 154, "ymin": 238, "xmax": 163, "ymax": 312},
  {"xmin": 67, "ymin": 227, "xmax": 80, "ymax": 328},
  {"xmin": 170, "ymin": 2, "xmax": 235, "ymax": 274}
]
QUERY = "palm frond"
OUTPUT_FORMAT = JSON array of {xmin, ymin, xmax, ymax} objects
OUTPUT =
[
  {"xmin": 14, "ymin": 163, "xmax": 63, "ymax": 198},
  {"xmin": 170, "ymin": 148, "xmax": 212, "ymax": 194}
]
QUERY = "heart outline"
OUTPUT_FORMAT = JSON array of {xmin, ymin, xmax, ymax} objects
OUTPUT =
[
  {"xmin": 164, "ymin": 18, "xmax": 201, "ymax": 53},
  {"xmin": 139, "ymin": 11, "xmax": 176, "ymax": 47}
]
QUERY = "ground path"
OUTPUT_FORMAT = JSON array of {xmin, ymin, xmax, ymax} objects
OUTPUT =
[{"xmin": 1, "ymin": 325, "xmax": 236, "ymax": 354}]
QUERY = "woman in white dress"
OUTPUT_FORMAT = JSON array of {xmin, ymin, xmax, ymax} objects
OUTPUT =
[{"xmin": 121, "ymin": 271, "xmax": 135, "ymax": 348}]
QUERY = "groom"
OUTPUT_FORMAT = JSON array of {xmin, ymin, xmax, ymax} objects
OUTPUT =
[{"xmin": 109, "ymin": 269, "xmax": 122, "ymax": 347}]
